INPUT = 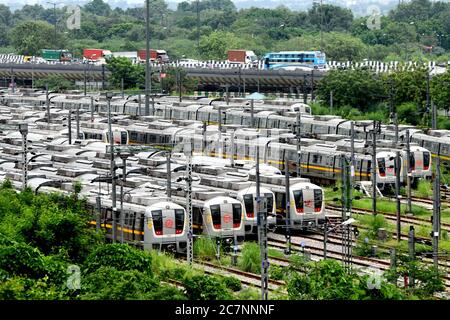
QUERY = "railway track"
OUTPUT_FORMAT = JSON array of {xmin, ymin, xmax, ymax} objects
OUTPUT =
[
  {"xmin": 326, "ymin": 204, "xmax": 450, "ymax": 233},
  {"xmin": 267, "ymin": 235, "xmax": 450, "ymax": 290}
]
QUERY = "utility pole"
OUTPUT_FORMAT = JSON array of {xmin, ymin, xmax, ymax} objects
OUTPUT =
[
  {"xmin": 177, "ymin": 70, "xmax": 182, "ymax": 103},
  {"xmin": 196, "ymin": 0, "xmax": 200, "ymax": 56},
  {"xmin": 250, "ymin": 99, "xmax": 255, "ymax": 128},
  {"xmin": 372, "ymin": 121, "xmax": 377, "ymax": 215},
  {"xmin": 256, "ymin": 145, "xmax": 269, "ymax": 300},
  {"xmin": 83, "ymin": 64, "xmax": 87, "ymax": 96},
  {"xmin": 303, "ymin": 74, "xmax": 307, "ymax": 104},
  {"xmin": 432, "ymin": 101, "xmax": 437, "ymax": 130},
  {"xmin": 285, "ymin": 155, "xmax": 291, "ymax": 255},
  {"xmin": 394, "ymin": 113, "xmax": 399, "ymax": 145},
  {"xmin": 225, "ymin": 85, "xmax": 230, "ymax": 105},
  {"xmin": 119, "ymin": 153, "xmax": 130, "ymax": 244},
  {"xmin": 395, "ymin": 151, "xmax": 401, "ymax": 242},
  {"xmin": 10, "ymin": 67, "xmax": 14, "ymax": 94},
  {"xmin": 19, "ymin": 124, "xmax": 28, "ymax": 190},
  {"xmin": 330, "ymin": 90, "xmax": 333, "ymax": 114},
  {"xmin": 121, "ymin": 78, "xmax": 124, "ymax": 99},
  {"xmin": 341, "ymin": 154, "xmax": 352, "ymax": 271},
  {"xmin": 145, "ymin": 0, "xmax": 151, "ymax": 116},
  {"xmin": 296, "ymin": 112, "xmax": 301, "ymax": 177},
  {"xmin": 426, "ymin": 71, "xmax": 431, "ymax": 125},
  {"xmin": 166, "ymin": 152, "xmax": 171, "ymax": 198},
  {"xmin": 67, "ymin": 107, "xmax": 72, "ymax": 145},
  {"xmin": 76, "ymin": 104, "xmax": 80, "ymax": 139},
  {"xmin": 90, "ymin": 96, "xmax": 94, "ymax": 122},
  {"xmin": 46, "ymin": 84, "xmax": 50, "ymax": 124},
  {"xmin": 107, "ymin": 92, "xmax": 117, "ymax": 243},
  {"xmin": 310, "ymin": 70, "xmax": 315, "ymax": 101},
  {"xmin": 186, "ymin": 143, "xmax": 193, "ymax": 265},
  {"xmin": 406, "ymin": 130, "xmax": 412, "ymax": 214},
  {"xmin": 350, "ymin": 122, "xmax": 355, "ymax": 187},
  {"xmin": 432, "ymin": 154, "xmax": 441, "ymax": 268},
  {"xmin": 408, "ymin": 226, "xmax": 415, "ymax": 290},
  {"xmin": 47, "ymin": 2, "xmax": 58, "ymax": 48}
]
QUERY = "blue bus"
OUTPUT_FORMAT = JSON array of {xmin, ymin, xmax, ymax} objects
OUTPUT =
[{"xmin": 263, "ymin": 51, "xmax": 326, "ymax": 70}]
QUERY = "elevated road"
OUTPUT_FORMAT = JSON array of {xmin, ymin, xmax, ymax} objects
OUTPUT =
[
  {"xmin": 0, "ymin": 63, "xmax": 107, "ymax": 81},
  {"xmin": 0, "ymin": 63, "xmax": 325, "ymax": 89}
]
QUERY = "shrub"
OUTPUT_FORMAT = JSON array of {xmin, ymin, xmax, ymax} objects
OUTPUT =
[
  {"xmin": 84, "ymin": 244, "xmax": 152, "ymax": 276},
  {"xmin": 238, "ymin": 242, "xmax": 260, "ymax": 274},
  {"xmin": 222, "ymin": 276, "xmax": 242, "ymax": 292},
  {"xmin": 183, "ymin": 275, "xmax": 232, "ymax": 300}
]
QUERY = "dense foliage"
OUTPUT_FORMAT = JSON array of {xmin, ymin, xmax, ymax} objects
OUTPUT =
[
  {"xmin": 0, "ymin": 0, "xmax": 449, "ymax": 62},
  {"xmin": 316, "ymin": 68, "xmax": 450, "ymax": 127}
]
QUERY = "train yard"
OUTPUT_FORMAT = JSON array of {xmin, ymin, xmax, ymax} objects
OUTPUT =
[{"xmin": 0, "ymin": 89, "xmax": 448, "ymax": 297}]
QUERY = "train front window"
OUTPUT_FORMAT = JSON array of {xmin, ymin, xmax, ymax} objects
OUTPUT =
[
  {"xmin": 377, "ymin": 159, "xmax": 386, "ymax": 177},
  {"xmin": 293, "ymin": 190, "xmax": 304, "ymax": 213},
  {"xmin": 314, "ymin": 190, "xmax": 322, "ymax": 212},
  {"xmin": 423, "ymin": 152, "xmax": 430, "ymax": 170},
  {"xmin": 243, "ymin": 194, "xmax": 254, "ymax": 218},
  {"xmin": 152, "ymin": 210, "xmax": 163, "ymax": 235},
  {"xmin": 210, "ymin": 205, "xmax": 221, "ymax": 230},
  {"xmin": 232, "ymin": 204, "xmax": 242, "ymax": 228},
  {"xmin": 121, "ymin": 131, "xmax": 128, "ymax": 145},
  {"xmin": 175, "ymin": 209, "xmax": 184, "ymax": 234},
  {"xmin": 264, "ymin": 193, "xmax": 274, "ymax": 214}
]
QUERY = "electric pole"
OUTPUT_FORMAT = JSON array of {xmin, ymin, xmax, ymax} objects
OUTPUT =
[
  {"xmin": 433, "ymin": 153, "xmax": 441, "ymax": 268},
  {"xmin": 106, "ymin": 92, "xmax": 117, "ymax": 243},
  {"xmin": 145, "ymin": 0, "xmax": 151, "ymax": 116},
  {"xmin": 196, "ymin": 0, "xmax": 200, "ymax": 56},
  {"xmin": 395, "ymin": 151, "xmax": 401, "ymax": 242},
  {"xmin": 19, "ymin": 124, "xmax": 28, "ymax": 190},
  {"xmin": 406, "ymin": 130, "xmax": 412, "ymax": 214},
  {"xmin": 372, "ymin": 121, "xmax": 377, "ymax": 215},
  {"xmin": 256, "ymin": 145, "xmax": 269, "ymax": 300},
  {"xmin": 166, "ymin": 152, "xmax": 172, "ymax": 198},
  {"xmin": 186, "ymin": 143, "xmax": 193, "ymax": 265},
  {"xmin": 285, "ymin": 155, "xmax": 291, "ymax": 255},
  {"xmin": 46, "ymin": 84, "xmax": 50, "ymax": 124},
  {"xmin": 296, "ymin": 112, "xmax": 301, "ymax": 177}
]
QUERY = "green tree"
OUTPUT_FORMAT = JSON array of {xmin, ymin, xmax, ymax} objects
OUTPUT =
[
  {"xmin": 34, "ymin": 75, "xmax": 74, "ymax": 92},
  {"xmin": 105, "ymin": 57, "xmax": 144, "ymax": 89},
  {"xmin": 317, "ymin": 68, "xmax": 386, "ymax": 111},
  {"xmin": 199, "ymin": 31, "xmax": 239, "ymax": 60},
  {"xmin": 9, "ymin": 20, "xmax": 63, "ymax": 55},
  {"xmin": 431, "ymin": 70, "xmax": 450, "ymax": 112}
]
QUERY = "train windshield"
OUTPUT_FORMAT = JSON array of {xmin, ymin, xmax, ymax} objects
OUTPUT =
[
  {"xmin": 293, "ymin": 190, "xmax": 304, "ymax": 213},
  {"xmin": 377, "ymin": 159, "xmax": 386, "ymax": 177},
  {"xmin": 243, "ymin": 194, "xmax": 254, "ymax": 218},
  {"xmin": 232, "ymin": 204, "xmax": 242, "ymax": 228},
  {"xmin": 210, "ymin": 205, "xmax": 221, "ymax": 229},
  {"xmin": 175, "ymin": 209, "xmax": 184, "ymax": 234},
  {"xmin": 423, "ymin": 152, "xmax": 430, "ymax": 170},
  {"xmin": 314, "ymin": 190, "xmax": 322, "ymax": 212},
  {"xmin": 151, "ymin": 210, "xmax": 163, "ymax": 235},
  {"xmin": 264, "ymin": 193, "xmax": 274, "ymax": 213}
]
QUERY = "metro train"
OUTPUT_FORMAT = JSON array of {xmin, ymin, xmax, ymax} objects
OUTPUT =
[{"xmin": 89, "ymin": 194, "xmax": 245, "ymax": 253}]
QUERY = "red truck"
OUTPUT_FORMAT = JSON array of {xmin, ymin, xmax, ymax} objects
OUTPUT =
[
  {"xmin": 83, "ymin": 49, "xmax": 112, "ymax": 62},
  {"xmin": 138, "ymin": 49, "xmax": 170, "ymax": 63},
  {"xmin": 227, "ymin": 50, "xmax": 258, "ymax": 64}
]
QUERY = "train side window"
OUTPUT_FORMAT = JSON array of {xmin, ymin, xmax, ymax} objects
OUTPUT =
[
  {"xmin": 243, "ymin": 194, "xmax": 254, "ymax": 218},
  {"xmin": 121, "ymin": 131, "xmax": 128, "ymax": 144},
  {"xmin": 410, "ymin": 153, "xmax": 416, "ymax": 171},
  {"xmin": 210, "ymin": 205, "xmax": 221, "ymax": 229}
]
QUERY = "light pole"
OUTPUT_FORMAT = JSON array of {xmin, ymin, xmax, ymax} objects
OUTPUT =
[
  {"xmin": 145, "ymin": 0, "xmax": 152, "ymax": 116},
  {"xmin": 106, "ymin": 92, "xmax": 118, "ymax": 242},
  {"xmin": 119, "ymin": 152, "xmax": 130, "ymax": 244},
  {"xmin": 47, "ymin": 2, "xmax": 60, "ymax": 49}
]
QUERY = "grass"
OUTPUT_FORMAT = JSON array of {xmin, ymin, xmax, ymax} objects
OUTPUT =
[
  {"xmin": 268, "ymin": 248, "xmax": 285, "ymax": 259},
  {"xmin": 351, "ymin": 198, "xmax": 431, "ymax": 217},
  {"xmin": 193, "ymin": 237, "xmax": 220, "ymax": 261},
  {"xmin": 238, "ymin": 242, "xmax": 261, "ymax": 274},
  {"xmin": 415, "ymin": 180, "xmax": 433, "ymax": 198}
]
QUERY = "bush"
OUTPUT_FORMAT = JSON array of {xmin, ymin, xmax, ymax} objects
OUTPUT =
[
  {"xmin": 84, "ymin": 244, "xmax": 153, "ymax": 276},
  {"xmin": 269, "ymin": 265, "xmax": 285, "ymax": 281},
  {"xmin": 222, "ymin": 276, "xmax": 242, "ymax": 292},
  {"xmin": 193, "ymin": 237, "xmax": 219, "ymax": 261},
  {"xmin": 80, "ymin": 266, "xmax": 159, "ymax": 300},
  {"xmin": 183, "ymin": 275, "xmax": 232, "ymax": 300},
  {"xmin": 238, "ymin": 242, "xmax": 260, "ymax": 274}
]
